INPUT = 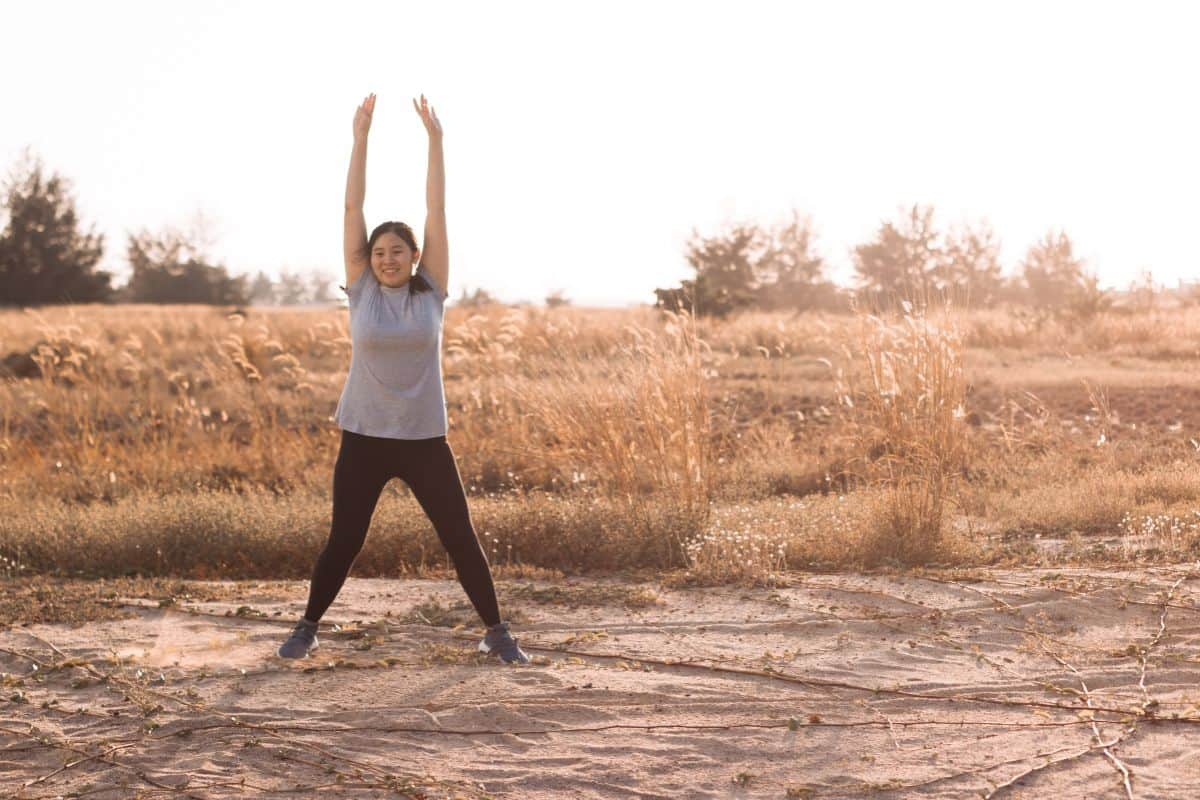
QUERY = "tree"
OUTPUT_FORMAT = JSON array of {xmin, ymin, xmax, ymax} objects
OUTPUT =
[
  {"xmin": 655, "ymin": 213, "xmax": 843, "ymax": 316},
  {"xmin": 544, "ymin": 288, "xmax": 571, "ymax": 308},
  {"xmin": 934, "ymin": 220, "xmax": 1006, "ymax": 308},
  {"xmin": 654, "ymin": 221, "xmax": 762, "ymax": 317},
  {"xmin": 684, "ymin": 221, "xmax": 762, "ymax": 317},
  {"xmin": 124, "ymin": 223, "xmax": 247, "ymax": 305},
  {"xmin": 754, "ymin": 210, "xmax": 839, "ymax": 311},
  {"xmin": 991, "ymin": 271, "xmax": 1031, "ymax": 308},
  {"xmin": 1019, "ymin": 229, "xmax": 1109, "ymax": 317},
  {"xmin": 0, "ymin": 147, "xmax": 113, "ymax": 306},
  {"xmin": 276, "ymin": 271, "xmax": 308, "ymax": 305},
  {"xmin": 1123, "ymin": 268, "xmax": 1159, "ymax": 313},
  {"xmin": 248, "ymin": 270, "xmax": 275, "ymax": 304},
  {"xmin": 653, "ymin": 283, "xmax": 696, "ymax": 315},
  {"xmin": 456, "ymin": 286, "xmax": 499, "ymax": 307},
  {"xmin": 852, "ymin": 204, "xmax": 941, "ymax": 310},
  {"xmin": 851, "ymin": 205, "xmax": 1009, "ymax": 312},
  {"xmin": 757, "ymin": 211, "xmax": 823, "ymax": 285},
  {"xmin": 308, "ymin": 270, "xmax": 333, "ymax": 304}
]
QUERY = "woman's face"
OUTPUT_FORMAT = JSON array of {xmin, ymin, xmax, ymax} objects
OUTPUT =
[{"xmin": 371, "ymin": 231, "xmax": 420, "ymax": 288}]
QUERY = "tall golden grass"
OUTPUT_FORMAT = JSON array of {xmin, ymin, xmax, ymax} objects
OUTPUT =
[
  {"xmin": 6, "ymin": 298, "xmax": 1200, "ymax": 582},
  {"xmin": 835, "ymin": 298, "xmax": 971, "ymax": 564},
  {"xmin": 0, "ymin": 303, "xmax": 724, "ymax": 578}
]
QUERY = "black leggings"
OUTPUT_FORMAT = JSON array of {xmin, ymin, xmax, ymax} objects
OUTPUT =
[{"xmin": 303, "ymin": 429, "xmax": 501, "ymax": 627}]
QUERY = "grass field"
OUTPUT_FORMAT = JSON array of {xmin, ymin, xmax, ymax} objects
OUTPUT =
[{"xmin": 4, "ymin": 299, "xmax": 1200, "ymax": 588}]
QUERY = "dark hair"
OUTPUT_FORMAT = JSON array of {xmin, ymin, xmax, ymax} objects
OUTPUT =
[{"xmin": 351, "ymin": 220, "xmax": 433, "ymax": 296}]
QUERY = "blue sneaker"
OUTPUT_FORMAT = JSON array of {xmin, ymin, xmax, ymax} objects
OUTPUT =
[
  {"xmin": 277, "ymin": 618, "xmax": 319, "ymax": 659},
  {"xmin": 478, "ymin": 621, "xmax": 531, "ymax": 664}
]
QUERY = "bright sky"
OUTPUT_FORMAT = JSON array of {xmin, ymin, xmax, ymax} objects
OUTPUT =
[{"xmin": 3, "ymin": 0, "xmax": 1198, "ymax": 307}]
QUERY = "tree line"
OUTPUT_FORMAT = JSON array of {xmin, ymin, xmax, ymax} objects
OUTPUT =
[
  {"xmin": 0, "ymin": 147, "xmax": 1142, "ymax": 316},
  {"xmin": 0, "ymin": 149, "xmax": 335, "ymax": 308},
  {"xmin": 654, "ymin": 205, "xmax": 1115, "ymax": 318}
]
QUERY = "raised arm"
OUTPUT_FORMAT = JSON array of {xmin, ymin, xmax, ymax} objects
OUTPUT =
[
  {"xmin": 344, "ymin": 93, "xmax": 374, "ymax": 289},
  {"xmin": 413, "ymin": 94, "xmax": 447, "ymax": 297}
]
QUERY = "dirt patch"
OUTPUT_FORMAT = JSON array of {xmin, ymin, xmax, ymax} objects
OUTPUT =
[
  {"xmin": 3, "ymin": 568, "xmax": 1200, "ymax": 797},
  {"xmin": 967, "ymin": 379, "xmax": 1200, "ymax": 432},
  {"xmin": 0, "ymin": 575, "xmax": 262, "ymax": 629}
]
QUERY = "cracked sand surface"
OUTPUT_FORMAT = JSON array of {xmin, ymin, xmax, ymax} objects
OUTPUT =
[{"xmin": 3, "ymin": 568, "xmax": 1200, "ymax": 798}]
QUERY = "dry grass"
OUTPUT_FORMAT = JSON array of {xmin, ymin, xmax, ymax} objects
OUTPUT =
[
  {"xmin": 6, "ymin": 298, "xmax": 1200, "ymax": 585},
  {"xmin": 833, "ymin": 297, "xmax": 970, "ymax": 565}
]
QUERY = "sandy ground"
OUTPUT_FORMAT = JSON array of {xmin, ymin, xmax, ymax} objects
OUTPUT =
[{"xmin": 3, "ymin": 566, "xmax": 1200, "ymax": 799}]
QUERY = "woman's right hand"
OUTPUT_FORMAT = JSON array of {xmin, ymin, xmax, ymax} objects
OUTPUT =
[{"xmin": 353, "ymin": 93, "xmax": 376, "ymax": 140}]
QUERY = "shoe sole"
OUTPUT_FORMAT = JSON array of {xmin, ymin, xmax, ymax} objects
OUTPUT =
[
  {"xmin": 278, "ymin": 640, "xmax": 319, "ymax": 659},
  {"xmin": 277, "ymin": 649, "xmax": 317, "ymax": 659},
  {"xmin": 479, "ymin": 639, "xmax": 530, "ymax": 664}
]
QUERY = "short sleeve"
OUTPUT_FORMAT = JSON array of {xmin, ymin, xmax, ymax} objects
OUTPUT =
[
  {"xmin": 343, "ymin": 266, "xmax": 373, "ymax": 307},
  {"xmin": 417, "ymin": 263, "xmax": 447, "ymax": 303}
]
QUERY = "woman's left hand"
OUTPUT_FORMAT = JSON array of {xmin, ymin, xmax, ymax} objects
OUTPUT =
[{"xmin": 412, "ymin": 93, "xmax": 443, "ymax": 140}]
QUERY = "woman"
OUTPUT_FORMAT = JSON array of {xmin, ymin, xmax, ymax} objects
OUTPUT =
[{"xmin": 277, "ymin": 92, "xmax": 530, "ymax": 664}]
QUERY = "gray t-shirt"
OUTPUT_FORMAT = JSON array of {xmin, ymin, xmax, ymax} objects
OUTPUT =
[{"xmin": 333, "ymin": 263, "xmax": 448, "ymax": 439}]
